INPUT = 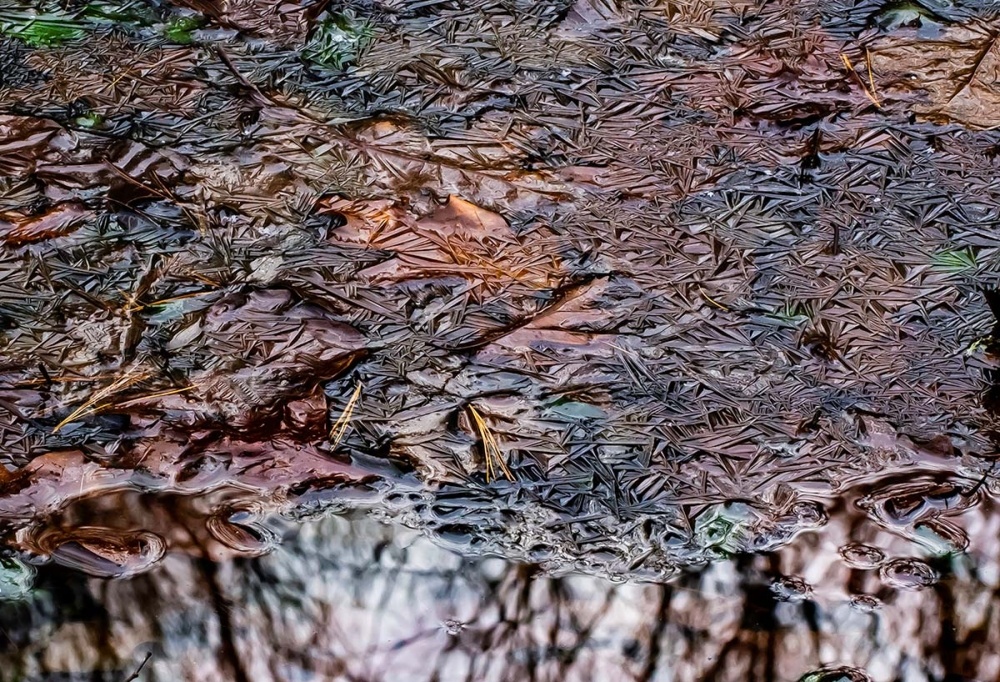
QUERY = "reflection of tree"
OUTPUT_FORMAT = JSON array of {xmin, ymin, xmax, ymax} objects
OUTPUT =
[{"xmin": 0, "ymin": 494, "xmax": 996, "ymax": 682}]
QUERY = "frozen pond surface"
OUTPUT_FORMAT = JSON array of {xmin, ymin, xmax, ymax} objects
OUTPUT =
[{"xmin": 3, "ymin": 0, "xmax": 1000, "ymax": 679}]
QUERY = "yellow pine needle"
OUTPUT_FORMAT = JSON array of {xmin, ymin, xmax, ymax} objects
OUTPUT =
[
  {"xmin": 113, "ymin": 385, "xmax": 196, "ymax": 408},
  {"xmin": 16, "ymin": 372, "xmax": 119, "ymax": 387},
  {"xmin": 865, "ymin": 49, "xmax": 881, "ymax": 107},
  {"xmin": 469, "ymin": 406, "xmax": 514, "ymax": 483},
  {"xmin": 53, "ymin": 366, "xmax": 153, "ymax": 433},
  {"xmin": 330, "ymin": 382, "xmax": 363, "ymax": 448},
  {"xmin": 80, "ymin": 386, "xmax": 197, "ymax": 419},
  {"xmin": 840, "ymin": 53, "xmax": 881, "ymax": 109},
  {"xmin": 116, "ymin": 287, "xmax": 143, "ymax": 314},
  {"xmin": 698, "ymin": 286, "xmax": 729, "ymax": 311},
  {"xmin": 144, "ymin": 291, "xmax": 216, "ymax": 308}
]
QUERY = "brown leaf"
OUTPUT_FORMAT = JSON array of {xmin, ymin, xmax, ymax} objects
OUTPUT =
[{"xmin": 0, "ymin": 202, "xmax": 91, "ymax": 245}]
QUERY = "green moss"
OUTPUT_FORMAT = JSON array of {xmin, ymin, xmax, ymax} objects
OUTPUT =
[
  {"xmin": 693, "ymin": 502, "xmax": 758, "ymax": 555},
  {"xmin": 82, "ymin": 0, "xmax": 156, "ymax": 26},
  {"xmin": 758, "ymin": 301, "xmax": 810, "ymax": 328},
  {"xmin": 931, "ymin": 247, "xmax": 977, "ymax": 274},
  {"xmin": 163, "ymin": 14, "xmax": 202, "ymax": 44},
  {"xmin": 74, "ymin": 112, "xmax": 103, "ymax": 129},
  {"xmin": 0, "ymin": 13, "xmax": 87, "ymax": 47},
  {"xmin": 304, "ymin": 13, "xmax": 373, "ymax": 70},
  {"xmin": 0, "ymin": 2, "xmax": 159, "ymax": 48}
]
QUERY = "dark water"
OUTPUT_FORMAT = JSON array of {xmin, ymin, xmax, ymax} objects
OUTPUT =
[{"xmin": 4, "ymin": 0, "xmax": 1000, "ymax": 679}]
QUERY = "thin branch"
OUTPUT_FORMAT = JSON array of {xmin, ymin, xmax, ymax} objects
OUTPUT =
[{"xmin": 123, "ymin": 652, "xmax": 153, "ymax": 682}]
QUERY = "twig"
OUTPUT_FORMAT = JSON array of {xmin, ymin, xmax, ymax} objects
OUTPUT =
[{"xmin": 123, "ymin": 652, "xmax": 152, "ymax": 682}]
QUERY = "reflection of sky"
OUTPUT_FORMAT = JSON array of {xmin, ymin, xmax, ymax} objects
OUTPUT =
[{"xmin": 3, "ymin": 497, "xmax": 1000, "ymax": 682}]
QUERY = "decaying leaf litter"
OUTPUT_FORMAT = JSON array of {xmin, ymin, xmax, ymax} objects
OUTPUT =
[{"xmin": 1, "ymin": 0, "xmax": 1000, "ymax": 583}]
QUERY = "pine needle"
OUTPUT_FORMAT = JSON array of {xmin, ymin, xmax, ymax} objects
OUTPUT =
[
  {"xmin": 113, "ymin": 385, "xmax": 196, "ymax": 408},
  {"xmin": 330, "ymin": 381, "xmax": 363, "ymax": 448},
  {"xmin": 469, "ymin": 405, "xmax": 514, "ymax": 483},
  {"xmin": 698, "ymin": 286, "xmax": 730, "ymax": 311},
  {"xmin": 841, "ymin": 53, "xmax": 881, "ymax": 109},
  {"xmin": 52, "ymin": 365, "xmax": 153, "ymax": 433},
  {"xmin": 144, "ymin": 291, "xmax": 215, "ymax": 308},
  {"xmin": 865, "ymin": 49, "xmax": 880, "ymax": 106}
]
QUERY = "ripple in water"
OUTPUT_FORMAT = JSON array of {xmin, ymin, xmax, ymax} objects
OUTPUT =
[
  {"xmin": 771, "ymin": 576, "xmax": 813, "ymax": 602},
  {"xmin": 879, "ymin": 558, "xmax": 938, "ymax": 590},
  {"xmin": 839, "ymin": 543, "xmax": 886, "ymax": 570},
  {"xmin": 849, "ymin": 594, "xmax": 882, "ymax": 613},
  {"xmin": 206, "ymin": 507, "xmax": 280, "ymax": 556},
  {"xmin": 857, "ymin": 475, "xmax": 979, "ymax": 529},
  {"xmin": 798, "ymin": 666, "xmax": 872, "ymax": 682},
  {"xmin": 29, "ymin": 527, "xmax": 166, "ymax": 578}
]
